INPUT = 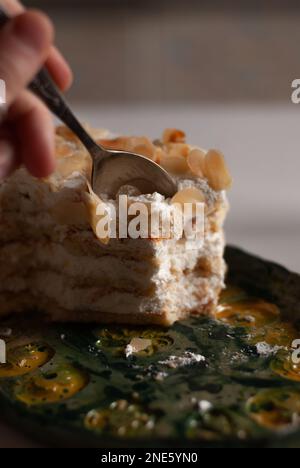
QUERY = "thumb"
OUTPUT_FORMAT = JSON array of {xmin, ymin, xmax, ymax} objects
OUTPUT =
[{"xmin": 0, "ymin": 10, "xmax": 53, "ymax": 106}]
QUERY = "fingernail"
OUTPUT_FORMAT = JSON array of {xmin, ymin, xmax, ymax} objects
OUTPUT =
[
  {"xmin": 12, "ymin": 11, "xmax": 53, "ymax": 54},
  {"xmin": 0, "ymin": 140, "xmax": 15, "ymax": 180}
]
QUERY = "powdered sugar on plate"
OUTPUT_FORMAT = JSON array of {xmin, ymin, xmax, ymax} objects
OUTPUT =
[
  {"xmin": 158, "ymin": 351, "xmax": 205, "ymax": 369},
  {"xmin": 256, "ymin": 341, "xmax": 284, "ymax": 356}
]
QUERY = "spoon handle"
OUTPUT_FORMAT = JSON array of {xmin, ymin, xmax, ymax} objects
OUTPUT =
[
  {"xmin": 30, "ymin": 70, "xmax": 101, "ymax": 158},
  {"xmin": 0, "ymin": 6, "xmax": 102, "ymax": 160}
]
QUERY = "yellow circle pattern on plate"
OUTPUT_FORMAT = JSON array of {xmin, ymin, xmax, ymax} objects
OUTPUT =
[
  {"xmin": 247, "ymin": 388, "xmax": 300, "ymax": 431},
  {"xmin": 215, "ymin": 299, "xmax": 280, "ymax": 328},
  {"xmin": 250, "ymin": 322, "xmax": 298, "ymax": 348},
  {"xmin": 85, "ymin": 400, "xmax": 155, "ymax": 438},
  {"xmin": 16, "ymin": 365, "xmax": 89, "ymax": 405},
  {"xmin": 0, "ymin": 342, "xmax": 54, "ymax": 378},
  {"xmin": 271, "ymin": 352, "xmax": 300, "ymax": 382}
]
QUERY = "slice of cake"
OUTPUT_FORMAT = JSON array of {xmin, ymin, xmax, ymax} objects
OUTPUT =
[{"xmin": 0, "ymin": 126, "xmax": 231, "ymax": 326}]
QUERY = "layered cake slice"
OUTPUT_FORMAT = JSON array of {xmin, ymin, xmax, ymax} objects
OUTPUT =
[{"xmin": 0, "ymin": 126, "xmax": 231, "ymax": 326}]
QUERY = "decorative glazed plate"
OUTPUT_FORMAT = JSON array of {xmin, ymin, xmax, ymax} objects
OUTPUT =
[{"xmin": 1, "ymin": 246, "xmax": 300, "ymax": 448}]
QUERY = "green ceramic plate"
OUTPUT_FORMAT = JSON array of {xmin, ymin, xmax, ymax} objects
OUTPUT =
[{"xmin": 1, "ymin": 246, "xmax": 300, "ymax": 448}]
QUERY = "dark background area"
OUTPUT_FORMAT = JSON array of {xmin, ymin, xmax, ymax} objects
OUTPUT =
[
  {"xmin": 22, "ymin": 0, "xmax": 300, "ymax": 104},
  {"xmin": 23, "ymin": 0, "xmax": 300, "ymax": 10}
]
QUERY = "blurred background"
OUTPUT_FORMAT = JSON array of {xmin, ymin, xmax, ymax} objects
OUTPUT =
[
  {"xmin": 21, "ymin": 0, "xmax": 300, "ymax": 271},
  {"xmin": 1, "ymin": 0, "xmax": 300, "ymax": 448}
]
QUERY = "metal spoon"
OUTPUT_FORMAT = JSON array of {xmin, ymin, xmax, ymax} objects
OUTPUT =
[{"xmin": 0, "ymin": 7, "xmax": 177, "ymax": 199}]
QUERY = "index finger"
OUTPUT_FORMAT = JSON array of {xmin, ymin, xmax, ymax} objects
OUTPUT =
[{"xmin": 47, "ymin": 46, "xmax": 73, "ymax": 92}]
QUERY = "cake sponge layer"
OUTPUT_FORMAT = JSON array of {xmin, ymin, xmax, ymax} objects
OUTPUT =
[{"xmin": 0, "ymin": 127, "xmax": 230, "ymax": 325}]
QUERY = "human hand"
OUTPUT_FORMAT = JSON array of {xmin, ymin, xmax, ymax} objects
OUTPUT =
[{"xmin": 0, "ymin": 0, "xmax": 73, "ymax": 180}]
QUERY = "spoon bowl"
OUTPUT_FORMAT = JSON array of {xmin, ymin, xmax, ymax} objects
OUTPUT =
[{"xmin": 92, "ymin": 147, "xmax": 177, "ymax": 199}]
